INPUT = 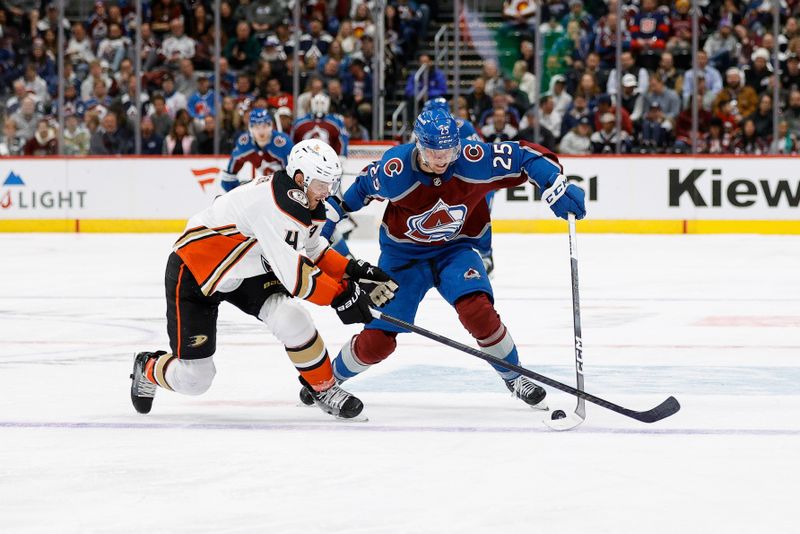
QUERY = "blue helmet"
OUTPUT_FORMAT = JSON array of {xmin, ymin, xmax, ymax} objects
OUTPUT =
[
  {"xmin": 422, "ymin": 97, "xmax": 450, "ymax": 113},
  {"xmin": 414, "ymin": 109, "xmax": 461, "ymax": 170},
  {"xmin": 249, "ymin": 108, "xmax": 273, "ymax": 127}
]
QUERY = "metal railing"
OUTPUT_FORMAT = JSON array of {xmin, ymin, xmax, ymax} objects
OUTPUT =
[{"xmin": 391, "ymin": 101, "xmax": 409, "ymax": 141}]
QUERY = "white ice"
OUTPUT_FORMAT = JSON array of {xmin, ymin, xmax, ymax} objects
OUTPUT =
[{"xmin": 1, "ymin": 232, "xmax": 798, "ymax": 534}]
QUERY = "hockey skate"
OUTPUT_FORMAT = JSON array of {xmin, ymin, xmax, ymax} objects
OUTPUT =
[
  {"xmin": 298, "ymin": 377, "xmax": 365, "ymax": 420},
  {"xmin": 505, "ymin": 375, "xmax": 548, "ymax": 410},
  {"xmin": 129, "ymin": 351, "xmax": 164, "ymax": 414},
  {"xmin": 481, "ymin": 252, "xmax": 494, "ymax": 279}
]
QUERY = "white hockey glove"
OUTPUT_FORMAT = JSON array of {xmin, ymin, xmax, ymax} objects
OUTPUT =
[{"xmin": 345, "ymin": 259, "xmax": 399, "ymax": 307}]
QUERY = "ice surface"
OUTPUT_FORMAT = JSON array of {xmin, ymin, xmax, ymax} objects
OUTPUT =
[{"xmin": 1, "ymin": 233, "xmax": 798, "ymax": 533}]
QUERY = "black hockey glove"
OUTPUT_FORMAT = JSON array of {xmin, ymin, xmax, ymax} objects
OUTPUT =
[
  {"xmin": 331, "ymin": 281, "xmax": 373, "ymax": 325},
  {"xmin": 345, "ymin": 259, "xmax": 399, "ymax": 307}
]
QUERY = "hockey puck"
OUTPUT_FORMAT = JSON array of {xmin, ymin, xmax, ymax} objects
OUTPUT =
[{"xmin": 551, "ymin": 410, "xmax": 567, "ymax": 420}]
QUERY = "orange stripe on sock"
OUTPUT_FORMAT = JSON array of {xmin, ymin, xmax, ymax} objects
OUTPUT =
[
  {"xmin": 176, "ymin": 264, "xmax": 185, "ymax": 359},
  {"xmin": 299, "ymin": 359, "xmax": 335, "ymax": 392}
]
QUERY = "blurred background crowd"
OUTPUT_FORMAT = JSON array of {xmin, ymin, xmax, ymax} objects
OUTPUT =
[{"xmin": 0, "ymin": 0, "xmax": 798, "ymax": 157}]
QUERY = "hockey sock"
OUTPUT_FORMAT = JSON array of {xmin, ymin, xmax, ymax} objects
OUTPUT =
[
  {"xmin": 146, "ymin": 352, "xmax": 177, "ymax": 391},
  {"xmin": 455, "ymin": 293, "xmax": 520, "ymax": 381},
  {"xmin": 332, "ymin": 331, "xmax": 397, "ymax": 382},
  {"xmin": 332, "ymin": 337, "xmax": 370, "ymax": 382},
  {"xmin": 287, "ymin": 331, "xmax": 335, "ymax": 392},
  {"xmin": 477, "ymin": 325, "xmax": 520, "ymax": 381}
]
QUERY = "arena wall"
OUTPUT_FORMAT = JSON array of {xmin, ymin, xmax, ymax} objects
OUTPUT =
[{"xmin": 1, "ymin": 148, "xmax": 798, "ymax": 234}]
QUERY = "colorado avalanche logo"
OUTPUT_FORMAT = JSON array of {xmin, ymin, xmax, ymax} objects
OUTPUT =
[
  {"xmin": 405, "ymin": 199, "xmax": 468, "ymax": 243},
  {"xmin": 274, "ymin": 135, "xmax": 287, "ymax": 147},
  {"xmin": 383, "ymin": 157, "xmax": 404, "ymax": 177},
  {"xmin": 463, "ymin": 144, "xmax": 484, "ymax": 162}
]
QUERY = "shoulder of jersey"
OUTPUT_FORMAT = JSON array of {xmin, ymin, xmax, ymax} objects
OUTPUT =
[
  {"xmin": 235, "ymin": 132, "xmax": 254, "ymax": 150},
  {"xmin": 268, "ymin": 171, "xmax": 325, "ymax": 226},
  {"xmin": 459, "ymin": 140, "xmax": 490, "ymax": 165},
  {"xmin": 373, "ymin": 144, "xmax": 418, "ymax": 196},
  {"xmin": 271, "ymin": 131, "xmax": 292, "ymax": 150}
]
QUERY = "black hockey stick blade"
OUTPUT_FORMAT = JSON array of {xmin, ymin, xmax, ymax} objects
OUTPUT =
[{"xmin": 370, "ymin": 308, "xmax": 681, "ymax": 424}]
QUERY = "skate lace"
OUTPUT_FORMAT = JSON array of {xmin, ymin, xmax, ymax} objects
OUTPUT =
[
  {"xmin": 511, "ymin": 377, "xmax": 537, "ymax": 398},
  {"xmin": 317, "ymin": 385, "xmax": 350, "ymax": 409},
  {"xmin": 135, "ymin": 371, "xmax": 157, "ymax": 397}
]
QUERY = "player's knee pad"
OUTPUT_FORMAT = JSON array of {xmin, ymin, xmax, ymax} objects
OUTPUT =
[
  {"xmin": 166, "ymin": 357, "xmax": 216, "ymax": 396},
  {"xmin": 353, "ymin": 329, "xmax": 398, "ymax": 365},
  {"xmin": 455, "ymin": 292, "xmax": 503, "ymax": 341},
  {"xmin": 259, "ymin": 295, "xmax": 316, "ymax": 348}
]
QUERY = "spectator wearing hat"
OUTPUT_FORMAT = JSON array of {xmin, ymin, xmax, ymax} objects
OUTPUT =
[
  {"xmin": 703, "ymin": 18, "xmax": 740, "ymax": 72},
  {"xmin": 607, "ymin": 51, "xmax": 649, "ymax": 96},
  {"xmin": 558, "ymin": 115, "xmax": 593, "ymax": 155},
  {"xmin": 139, "ymin": 116, "xmax": 164, "ymax": 155},
  {"xmin": 513, "ymin": 108, "xmax": 557, "ymax": 151},
  {"xmin": 744, "ymin": 47, "xmax": 773, "ymax": 94},
  {"xmin": 591, "ymin": 112, "xmax": 631, "ymax": 154},
  {"xmin": 90, "ymin": 112, "xmax": 133, "ymax": 155},
  {"xmin": 681, "ymin": 50, "xmax": 723, "ymax": 106},
  {"xmin": 619, "ymin": 73, "xmax": 645, "ymax": 122},
  {"xmin": 274, "ymin": 106, "xmax": 293, "ymax": 135},
  {"xmin": 639, "ymin": 101, "xmax": 672, "ymax": 151},
  {"xmin": 713, "ymin": 67, "xmax": 758, "ymax": 120},
  {"xmin": 549, "ymin": 74, "xmax": 573, "ymax": 116}
]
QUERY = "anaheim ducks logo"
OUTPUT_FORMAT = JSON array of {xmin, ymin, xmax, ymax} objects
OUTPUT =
[
  {"xmin": 188, "ymin": 335, "xmax": 208, "ymax": 348},
  {"xmin": 463, "ymin": 144, "xmax": 484, "ymax": 162},
  {"xmin": 288, "ymin": 189, "xmax": 309, "ymax": 207},
  {"xmin": 405, "ymin": 199, "xmax": 468, "ymax": 243}
]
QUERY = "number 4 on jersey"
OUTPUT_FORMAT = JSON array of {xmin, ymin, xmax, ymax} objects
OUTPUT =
[{"xmin": 285, "ymin": 230, "xmax": 299, "ymax": 249}]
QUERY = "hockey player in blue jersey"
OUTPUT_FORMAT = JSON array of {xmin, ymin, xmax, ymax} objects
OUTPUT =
[
  {"xmin": 219, "ymin": 108, "xmax": 294, "ymax": 192},
  {"xmin": 305, "ymin": 108, "xmax": 586, "ymax": 410}
]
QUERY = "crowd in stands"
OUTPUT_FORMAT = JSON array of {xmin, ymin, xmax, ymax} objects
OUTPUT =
[
  {"xmin": 0, "ymin": 0, "xmax": 429, "ymax": 155},
  {"xmin": 465, "ymin": 0, "xmax": 800, "ymax": 154},
  {"xmin": 2, "ymin": 0, "xmax": 800, "ymax": 157}
]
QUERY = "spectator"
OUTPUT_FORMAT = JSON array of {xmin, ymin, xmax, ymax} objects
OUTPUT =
[
  {"xmin": 642, "ymin": 75, "xmax": 681, "ymax": 123},
  {"xmin": 343, "ymin": 110, "xmax": 369, "ymax": 141},
  {"xmin": 731, "ymin": 118, "xmax": 768, "ymax": 154},
  {"xmin": 747, "ymin": 93, "xmax": 774, "ymax": 138},
  {"xmin": 619, "ymin": 74, "xmax": 645, "ymax": 122},
  {"xmin": 607, "ymin": 51, "xmax": 649, "ymax": 96},
  {"xmin": 466, "ymin": 77, "xmax": 492, "ymax": 124},
  {"xmin": 513, "ymin": 108, "xmax": 557, "ymax": 151},
  {"xmin": 656, "ymin": 52, "xmax": 682, "ymax": 91},
  {"xmin": 175, "ymin": 58, "xmax": 198, "ymax": 98},
  {"xmin": 11, "ymin": 96, "xmax": 40, "ymax": 140},
  {"xmin": 743, "ymin": 47, "xmax": 773, "ymax": 94},
  {"xmin": 594, "ymin": 11, "xmax": 630, "ymax": 70},
  {"xmin": 296, "ymin": 76, "xmax": 325, "ymax": 117},
  {"xmin": 299, "ymin": 19, "xmax": 333, "ymax": 61},
  {"xmin": 342, "ymin": 58, "xmax": 373, "ymax": 119},
  {"xmin": 770, "ymin": 120, "xmax": 798, "ymax": 154},
  {"xmin": 512, "ymin": 60, "xmax": 537, "ymax": 106},
  {"xmin": 187, "ymin": 75, "xmax": 215, "ymax": 122},
  {"xmin": 62, "ymin": 114, "xmax": 91, "ymax": 155},
  {"xmin": 327, "ymin": 79, "xmax": 353, "ymax": 115},
  {"xmin": 140, "ymin": 116, "xmax": 164, "ymax": 155},
  {"xmin": 560, "ymin": 94, "xmax": 591, "ymax": 137},
  {"xmin": 681, "ymin": 50, "xmax": 723, "ymax": 105},
  {"xmin": 537, "ymin": 94, "xmax": 563, "ymax": 138},
  {"xmin": 559, "ymin": 116, "xmax": 593, "ymax": 155},
  {"xmin": 0, "ymin": 117, "xmax": 25, "ymax": 156},
  {"xmin": 713, "ymin": 67, "xmax": 758, "ymax": 121},
  {"xmin": 784, "ymin": 89, "xmax": 800, "ymax": 135},
  {"xmin": 163, "ymin": 118, "xmax": 197, "ymax": 155},
  {"xmin": 21, "ymin": 63, "xmax": 50, "ymax": 106},
  {"xmin": 96, "ymin": 22, "xmax": 131, "ymax": 72},
  {"xmin": 195, "ymin": 115, "xmax": 217, "ymax": 154},
  {"xmin": 781, "ymin": 53, "xmax": 800, "ymax": 100},
  {"xmin": 479, "ymin": 92, "xmax": 521, "ymax": 128},
  {"xmin": 482, "ymin": 59, "xmax": 504, "ymax": 98},
  {"xmin": 703, "ymin": 19, "xmax": 740, "ymax": 71},
  {"xmin": 224, "ymin": 21, "xmax": 260, "ymax": 70},
  {"xmin": 666, "ymin": 0, "xmax": 694, "ymax": 60},
  {"xmin": 5, "ymin": 79, "xmax": 32, "ymax": 115},
  {"xmin": 575, "ymin": 72, "xmax": 601, "ymax": 108},
  {"xmin": 593, "ymin": 94, "xmax": 633, "ymax": 134},
  {"xmin": 591, "ymin": 112, "xmax": 632, "ymax": 154},
  {"xmin": 150, "ymin": 0, "xmax": 183, "ymax": 38},
  {"xmin": 502, "ymin": 0, "xmax": 537, "ymax": 38},
  {"xmin": 148, "ymin": 94, "xmax": 173, "ymax": 137},
  {"xmin": 90, "ymin": 113, "xmax": 133, "ymax": 155},
  {"xmin": 674, "ymin": 95, "xmax": 712, "ymax": 150},
  {"xmin": 481, "ymin": 108, "xmax": 518, "ymax": 142},
  {"xmin": 161, "ymin": 17, "xmax": 196, "ymax": 67},
  {"xmin": 701, "ymin": 117, "xmax": 732, "ymax": 154},
  {"xmin": 6, "ymin": 0, "xmax": 40, "ymax": 39},
  {"xmin": 248, "ymin": 0, "xmax": 285, "ymax": 38},
  {"xmin": 23, "ymin": 118, "xmax": 57, "ymax": 155},
  {"xmin": 274, "ymin": 106, "xmax": 293, "ymax": 135},
  {"xmin": 630, "ymin": 0, "xmax": 670, "ymax": 55},
  {"xmin": 162, "ymin": 75, "xmax": 188, "ymax": 118},
  {"xmin": 265, "ymin": 77, "xmax": 293, "ymax": 111},
  {"xmin": 404, "ymin": 53, "xmax": 447, "ymax": 100},
  {"xmin": 638, "ymin": 102, "xmax": 672, "ymax": 152},
  {"xmin": 80, "ymin": 60, "xmax": 113, "ymax": 102},
  {"xmin": 549, "ymin": 74, "xmax": 572, "ymax": 116}
]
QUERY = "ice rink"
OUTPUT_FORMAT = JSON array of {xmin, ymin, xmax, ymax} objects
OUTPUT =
[{"xmin": 1, "ymin": 232, "xmax": 798, "ymax": 533}]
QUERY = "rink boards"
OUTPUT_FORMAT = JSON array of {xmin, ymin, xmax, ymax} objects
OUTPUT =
[{"xmin": 0, "ymin": 149, "xmax": 798, "ymax": 233}]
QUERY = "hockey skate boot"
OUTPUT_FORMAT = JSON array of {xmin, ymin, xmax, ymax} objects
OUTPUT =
[
  {"xmin": 505, "ymin": 375, "xmax": 548, "ymax": 410},
  {"xmin": 299, "ymin": 377, "xmax": 364, "ymax": 419},
  {"xmin": 298, "ymin": 384, "xmax": 315, "ymax": 406},
  {"xmin": 481, "ymin": 252, "xmax": 495, "ymax": 278},
  {"xmin": 129, "ymin": 351, "xmax": 164, "ymax": 414}
]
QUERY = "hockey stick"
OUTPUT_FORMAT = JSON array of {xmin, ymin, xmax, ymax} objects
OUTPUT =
[
  {"xmin": 544, "ymin": 213, "xmax": 586, "ymax": 430},
  {"xmin": 368, "ymin": 308, "xmax": 681, "ymax": 424}
]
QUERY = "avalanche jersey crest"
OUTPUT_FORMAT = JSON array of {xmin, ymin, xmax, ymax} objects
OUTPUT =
[{"xmin": 405, "ymin": 199, "xmax": 468, "ymax": 243}]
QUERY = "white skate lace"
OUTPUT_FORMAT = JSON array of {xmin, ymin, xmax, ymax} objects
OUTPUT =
[
  {"xmin": 510, "ymin": 376, "xmax": 538, "ymax": 398},
  {"xmin": 317, "ymin": 385, "xmax": 351, "ymax": 410},
  {"xmin": 134, "ymin": 366, "xmax": 157, "ymax": 397}
]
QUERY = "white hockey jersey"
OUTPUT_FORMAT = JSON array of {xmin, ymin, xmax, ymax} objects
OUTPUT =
[{"xmin": 173, "ymin": 171, "xmax": 349, "ymax": 304}]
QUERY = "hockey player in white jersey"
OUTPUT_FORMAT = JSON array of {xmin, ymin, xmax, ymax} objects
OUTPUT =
[{"xmin": 130, "ymin": 140, "xmax": 398, "ymax": 419}]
